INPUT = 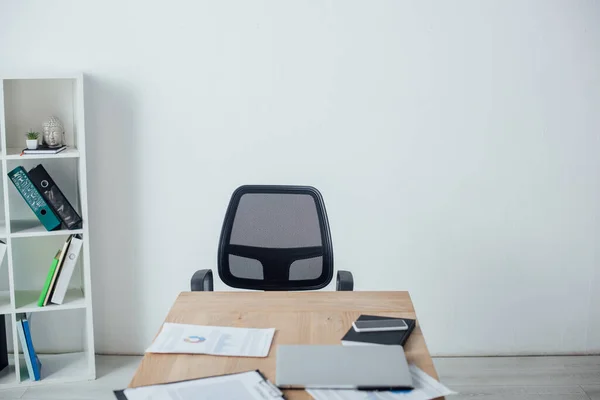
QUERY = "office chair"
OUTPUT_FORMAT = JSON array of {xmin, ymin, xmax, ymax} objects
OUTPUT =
[{"xmin": 190, "ymin": 185, "xmax": 354, "ymax": 291}]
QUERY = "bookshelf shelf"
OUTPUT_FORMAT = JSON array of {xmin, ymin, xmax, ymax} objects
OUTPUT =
[
  {"xmin": 0, "ymin": 75, "xmax": 95, "ymax": 387},
  {"xmin": 20, "ymin": 352, "xmax": 90, "ymax": 385},
  {"xmin": 14, "ymin": 289, "xmax": 86, "ymax": 314},
  {"xmin": 9, "ymin": 220, "xmax": 83, "ymax": 238},
  {"xmin": 0, "ymin": 363, "xmax": 16, "ymax": 386}
]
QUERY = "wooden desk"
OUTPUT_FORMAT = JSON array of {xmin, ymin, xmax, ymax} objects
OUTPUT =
[{"xmin": 129, "ymin": 291, "xmax": 441, "ymax": 400}]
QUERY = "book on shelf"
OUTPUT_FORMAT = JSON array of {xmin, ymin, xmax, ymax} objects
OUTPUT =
[
  {"xmin": 21, "ymin": 145, "xmax": 67, "ymax": 155},
  {"xmin": 37, "ymin": 250, "xmax": 61, "ymax": 307},
  {"xmin": 28, "ymin": 164, "xmax": 82, "ymax": 230},
  {"xmin": 16, "ymin": 314, "xmax": 41, "ymax": 381},
  {"xmin": 0, "ymin": 315, "xmax": 8, "ymax": 373},
  {"xmin": 341, "ymin": 315, "xmax": 416, "ymax": 347},
  {"xmin": 44, "ymin": 236, "xmax": 72, "ymax": 306},
  {"xmin": 8, "ymin": 166, "xmax": 61, "ymax": 231},
  {"xmin": 16, "ymin": 316, "xmax": 33, "ymax": 379},
  {"xmin": 22, "ymin": 318, "xmax": 41, "ymax": 380},
  {"xmin": 51, "ymin": 236, "xmax": 83, "ymax": 305}
]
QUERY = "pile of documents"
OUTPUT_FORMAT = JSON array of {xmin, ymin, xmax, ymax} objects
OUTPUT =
[
  {"xmin": 117, "ymin": 323, "xmax": 279, "ymax": 399},
  {"xmin": 308, "ymin": 365, "xmax": 455, "ymax": 400},
  {"xmin": 119, "ymin": 322, "xmax": 455, "ymax": 400},
  {"xmin": 146, "ymin": 322, "xmax": 276, "ymax": 357},
  {"xmin": 118, "ymin": 370, "xmax": 284, "ymax": 400}
]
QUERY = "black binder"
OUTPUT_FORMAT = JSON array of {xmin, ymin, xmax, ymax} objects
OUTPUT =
[
  {"xmin": 113, "ymin": 391, "xmax": 127, "ymax": 400},
  {"xmin": 28, "ymin": 164, "xmax": 82, "ymax": 230},
  {"xmin": 341, "ymin": 315, "xmax": 416, "ymax": 346},
  {"xmin": 0, "ymin": 315, "xmax": 8, "ymax": 373}
]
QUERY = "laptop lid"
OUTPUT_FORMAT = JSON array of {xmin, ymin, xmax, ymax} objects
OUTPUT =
[{"xmin": 275, "ymin": 345, "xmax": 413, "ymax": 390}]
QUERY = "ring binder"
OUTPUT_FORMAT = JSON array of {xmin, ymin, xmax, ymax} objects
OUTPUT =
[
  {"xmin": 114, "ymin": 370, "xmax": 285, "ymax": 399},
  {"xmin": 8, "ymin": 166, "xmax": 61, "ymax": 231},
  {"xmin": 28, "ymin": 164, "xmax": 82, "ymax": 230},
  {"xmin": 258, "ymin": 378, "xmax": 284, "ymax": 398}
]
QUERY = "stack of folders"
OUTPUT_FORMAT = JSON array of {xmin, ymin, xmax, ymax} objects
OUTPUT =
[
  {"xmin": 16, "ymin": 314, "xmax": 41, "ymax": 381},
  {"xmin": 8, "ymin": 164, "xmax": 82, "ymax": 231},
  {"xmin": 38, "ymin": 235, "xmax": 84, "ymax": 307},
  {"xmin": 116, "ymin": 323, "xmax": 280, "ymax": 399},
  {"xmin": 115, "ymin": 371, "xmax": 284, "ymax": 400}
]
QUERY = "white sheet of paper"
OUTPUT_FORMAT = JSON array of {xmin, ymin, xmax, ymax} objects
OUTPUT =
[
  {"xmin": 307, "ymin": 365, "xmax": 456, "ymax": 400},
  {"xmin": 123, "ymin": 370, "xmax": 284, "ymax": 400},
  {"xmin": 145, "ymin": 323, "xmax": 276, "ymax": 357}
]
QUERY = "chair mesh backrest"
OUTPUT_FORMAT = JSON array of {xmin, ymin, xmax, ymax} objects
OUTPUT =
[{"xmin": 218, "ymin": 186, "xmax": 334, "ymax": 290}]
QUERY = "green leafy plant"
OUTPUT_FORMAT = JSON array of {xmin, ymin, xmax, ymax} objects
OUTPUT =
[{"xmin": 26, "ymin": 131, "xmax": 39, "ymax": 140}]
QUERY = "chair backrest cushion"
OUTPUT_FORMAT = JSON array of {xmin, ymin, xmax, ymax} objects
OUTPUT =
[{"xmin": 218, "ymin": 185, "xmax": 334, "ymax": 290}]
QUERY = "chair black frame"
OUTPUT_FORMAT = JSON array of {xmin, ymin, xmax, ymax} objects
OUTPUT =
[{"xmin": 190, "ymin": 185, "xmax": 354, "ymax": 291}]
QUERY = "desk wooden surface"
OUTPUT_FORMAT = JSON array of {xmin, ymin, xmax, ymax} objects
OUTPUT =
[{"xmin": 129, "ymin": 291, "xmax": 441, "ymax": 400}]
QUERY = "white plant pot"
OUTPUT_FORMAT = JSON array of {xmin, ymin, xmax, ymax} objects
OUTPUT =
[{"xmin": 26, "ymin": 140, "xmax": 38, "ymax": 150}]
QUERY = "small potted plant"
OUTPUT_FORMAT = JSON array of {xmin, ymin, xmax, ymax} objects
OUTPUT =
[{"xmin": 26, "ymin": 131, "xmax": 40, "ymax": 150}]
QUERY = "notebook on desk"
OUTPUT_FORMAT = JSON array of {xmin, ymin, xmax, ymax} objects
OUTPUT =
[{"xmin": 341, "ymin": 315, "xmax": 416, "ymax": 346}]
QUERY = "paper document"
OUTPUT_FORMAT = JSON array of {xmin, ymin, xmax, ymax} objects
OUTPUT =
[
  {"xmin": 307, "ymin": 365, "xmax": 456, "ymax": 400},
  {"xmin": 146, "ymin": 323, "xmax": 276, "ymax": 357},
  {"xmin": 120, "ymin": 370, "xmax": 284, "ymax": 400}
]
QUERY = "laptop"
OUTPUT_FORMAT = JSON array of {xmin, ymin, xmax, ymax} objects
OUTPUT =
[{"xmin": 275, "ymin": 345, "xmax": 413, "ymax": 390}]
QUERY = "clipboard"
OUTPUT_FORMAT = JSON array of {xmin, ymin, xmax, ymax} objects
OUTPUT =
[{"xmin": 114, "ymin": 369, "xmax": 285, "ymax": 399}]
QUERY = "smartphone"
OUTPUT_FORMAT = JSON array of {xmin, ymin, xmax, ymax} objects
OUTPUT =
[{"xmin": 352, "ymin": 319, "xmax": 408, "ymax": 333}]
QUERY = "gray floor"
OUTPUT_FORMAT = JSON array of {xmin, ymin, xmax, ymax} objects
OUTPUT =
[
  {"xmin": 435, "ymin": 356, "xmax": 600, "ymax": 400},
  {"xmin": 0, "ymin": 355, "xmax": 598, "ymax": 399}
]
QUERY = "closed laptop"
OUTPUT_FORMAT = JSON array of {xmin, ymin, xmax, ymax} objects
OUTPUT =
[{"xmin": 276, "ymin": 344, "xmax": 413, "ymax": 390}]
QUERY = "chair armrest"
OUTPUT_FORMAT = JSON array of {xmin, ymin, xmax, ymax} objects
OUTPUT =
[
  {"xmin": 336, "ymin": 270, "xmax": 354, "ymax": 291},
  {"xmin": 191, "ymin": 269, "xmax": 214, "ymax": 291}
]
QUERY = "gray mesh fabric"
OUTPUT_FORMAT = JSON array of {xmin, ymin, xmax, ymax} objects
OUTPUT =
[
  {"xmin": 289, "ymin": 257, "xmax": 323, "ymax": 280},
  {"xmin": 230, "ymin": 193, "xmax": 322, "ymax": 248},
  {"xmin": 227, "ymin": 192, "xmax": 324, "ymax": 281},
  {"xmin": 229, "ymin": 255, "xmax": 264, "ymax": 279}
]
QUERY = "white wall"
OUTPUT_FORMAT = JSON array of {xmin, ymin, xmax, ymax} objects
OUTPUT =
[{"xmin": 1, "ymin": 0, "xmax": 599, "ymax": 356}]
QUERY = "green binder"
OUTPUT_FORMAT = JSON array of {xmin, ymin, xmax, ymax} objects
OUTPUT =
[
  {"xmin": 38, "ymin": 252, "xmax": 60, "ymax": 307},
  {"xmin": 8, "ymin": 166, "xmax": 61, "ymax": 231}
]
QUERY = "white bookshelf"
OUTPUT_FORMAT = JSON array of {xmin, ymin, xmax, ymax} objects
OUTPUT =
[{"xmin": 0, "ymin": 74, "xmax": 95, "ymax": 387}]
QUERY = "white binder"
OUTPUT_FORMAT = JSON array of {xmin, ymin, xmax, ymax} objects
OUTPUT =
[{"xmin": 51, "ymin": 237, "xmax": 83, "ymax": 304}]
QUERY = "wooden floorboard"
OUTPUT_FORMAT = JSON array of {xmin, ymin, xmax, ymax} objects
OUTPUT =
[
  {"xmin": 449, "ymin": 385, "xmax": 590, "ymax": 400},
  {"xmin": 0, "ymin": 355, "xmax": 598, "ymax": 399},
  {"xmin": 434, "ymin": 356, "xmax": 600, "ymax": 387},
  {"xmin": 582, "ymin": 385, "xmax": 600, "ymax": 400}
]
